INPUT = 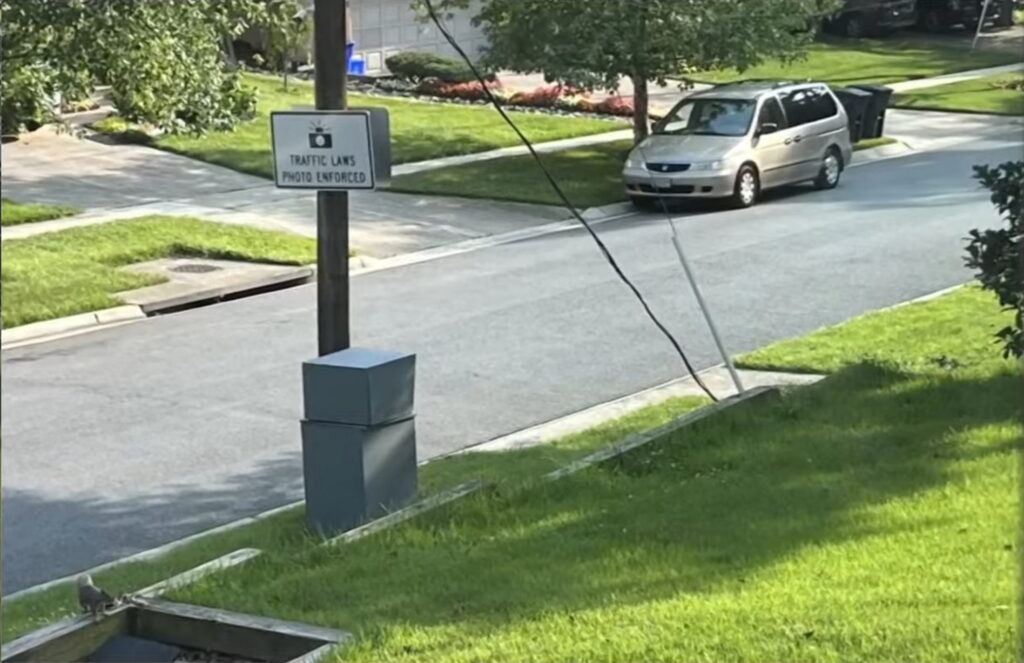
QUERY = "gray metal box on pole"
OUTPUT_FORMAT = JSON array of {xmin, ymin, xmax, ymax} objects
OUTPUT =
[
  {"xmin": 301, "ymin": 417, "xmax": 417, "ymax": 535},
  {"xmin": 303, "ymin": 348, "xmax": 415, "ymax": 425},
  {"xmin": 300, "ymin": 347, "xmax": 418, "ymax": 536}
]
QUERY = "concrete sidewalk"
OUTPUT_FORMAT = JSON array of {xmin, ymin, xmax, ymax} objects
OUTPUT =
[
  {"xmin": 0, "ymin": 127, "xmax": 566, "ymax": 257},
  {"xmin": 887, "ymin": 61, "xmax": 1024, "ymax": 92}
]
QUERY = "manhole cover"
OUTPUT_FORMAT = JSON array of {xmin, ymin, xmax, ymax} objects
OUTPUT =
[{"xmin": 170, "ymin": 263, "xmax": 222, "ymax": 274}]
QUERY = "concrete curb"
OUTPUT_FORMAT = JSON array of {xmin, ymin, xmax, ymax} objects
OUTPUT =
[
  {"xmin": 880, "ymin": 282, "xmax": 968, "ymax": 312},
  {"xmin": 455, "ymin": 366, "xmax": 823, "ymax": 456},
  {"xmin": 122, "ymin": 265, "xmax": 315, "ymax": 314},
  {"xmin": 543, "ymin": 386, "xmax": 780, "ymax": 481},
  {"xmin": 0, "ymin": 305, "xmax": 145, "ymax": 348},
  {"xmin": 1, "ymin": 264, "xmax": 328, "ymax": 350},
  {"xmin": 848, "ymin": 139, "xmax": 915, "ymax": 169},
  {"xmin": 581, "ymin": 201, "xmax": 635, "ymax": 221}
]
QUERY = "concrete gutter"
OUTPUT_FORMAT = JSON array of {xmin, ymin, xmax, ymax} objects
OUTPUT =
[{"xmin": 0, "ymin": 261, "xmax": 343, "ymax": 350}]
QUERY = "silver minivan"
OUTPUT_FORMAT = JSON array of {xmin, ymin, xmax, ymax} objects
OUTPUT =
[{"xmin": 623, "ymin": 81, "xmax": 853, "ymax": 209}]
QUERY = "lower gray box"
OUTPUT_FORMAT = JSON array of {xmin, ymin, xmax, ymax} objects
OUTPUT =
[{"xmin": 301, "ymin": 417, "xmax": 417, "ymax": 536}]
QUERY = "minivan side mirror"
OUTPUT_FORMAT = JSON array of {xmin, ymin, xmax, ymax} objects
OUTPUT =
[{"xmin": 757, "ymin": 122, "xmax": 779, "ymax": 136}]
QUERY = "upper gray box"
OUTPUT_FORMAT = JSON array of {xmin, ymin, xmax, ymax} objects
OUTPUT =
[{"xmin": 303, "ymin": 348, "xmax": 415, "ymax": 426}]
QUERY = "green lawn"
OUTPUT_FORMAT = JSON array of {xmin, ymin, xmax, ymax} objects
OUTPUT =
[
  {"xmin": 693, "ymin": 38, "xmax": 1022, "ymax": 86},
  {"xmin": 1, "ymin": 217, "xmax": 315, "ymax": 328},
  {"xmin": 155, "ymin": 286, "xmax": 1016, "ymax": 662},
  {"xmin": 8, "ymin": 283, "xmax": 1017, "ymax": 662},
  {"xmin": 1, "ymin": 394, "xmax": 709, "ymax": 643},
  {"xmin": 390, "ymin": 141, "xmax": 633, "ymax": 208},
  {"xmin": 1, "ymin": 199, "xmax": 79, "ymax": 226},
  {"xmin": 738, "ymin": 285, "xmax": 1011, "ymax": 374},
  {"xmin": 135, "ymin": 74, "xmax": 623, "ymax": 179},
  {"xmin": 389, "ymin": 137, "xmax": 898, "ymax": 208},
  {"xmin": 893, "ymin": 74, "xmax": 1024, "ymax": 116}
]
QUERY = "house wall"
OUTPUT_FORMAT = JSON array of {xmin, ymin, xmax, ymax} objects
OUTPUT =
[
  {"xmin": 352, "ymin": 0, "xmax": 486, "ymax": 73},
  {"xmin": 239, "ymin": 0, "xmax": 486, "ymax": 74}
]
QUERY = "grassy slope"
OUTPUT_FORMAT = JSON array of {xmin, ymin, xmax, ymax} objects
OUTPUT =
[
  {"xmin": 1, "ymin": 199, "xmax": 79, "ymax": 226},
  {"xmin": 694, "ymin": 39, "xmax": 1022, "ymax": 86},
  {"xmin": 738, "ymin": 286, "xmax": 1010, "ymax": 373},
  {"xmin": 390, "ymin": 141, "xmax": 633, "ymax": 208},
  {"xmin": 1, "ymin": 216, "xmax": 315, "ymax": 328},
  {"xmin": 389, "ymin": 137, "xmax": 898, "ymax": 208},
  {"xmin": 163, "ymin": 287, "xmax": 1017, "ymax": 661},
  {"xmin": 0, "ymin": 394, "xmax": 708, "ymax": 643},
  {"xmin": 152, "ymin": 74, "xmax": 623, "ymax": 179},
  {"xmin": 894, "ymin": 74, "xmax": 1024, "ymax": 116},
  {"xmin": 3, "ymin": 286, "xmax": 1016, "ymax": 661}
]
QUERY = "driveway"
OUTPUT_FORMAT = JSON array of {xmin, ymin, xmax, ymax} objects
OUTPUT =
[{"xmin": 2, "ymin": 125, "xmax": 1020, "ymax": 593}]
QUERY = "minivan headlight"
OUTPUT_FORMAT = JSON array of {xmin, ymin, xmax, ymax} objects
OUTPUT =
[{"xmin": 690, "ymin": 160, "xmax": 725, "ymax": 171}]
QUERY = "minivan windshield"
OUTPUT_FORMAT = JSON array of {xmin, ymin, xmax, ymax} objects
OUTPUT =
[{"xmin": 654, "ymin": 98, "xmax": 757, "ymax": 137}]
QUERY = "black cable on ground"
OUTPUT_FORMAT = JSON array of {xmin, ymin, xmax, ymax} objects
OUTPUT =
[{"xmin": 422, "ymin": 0, "xmax": 719, "ymax": 402}]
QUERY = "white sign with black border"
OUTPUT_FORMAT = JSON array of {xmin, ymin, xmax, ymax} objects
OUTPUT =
[{"xmin": 270, "ymin": 111, "xmax": 376, "ymax": 190}]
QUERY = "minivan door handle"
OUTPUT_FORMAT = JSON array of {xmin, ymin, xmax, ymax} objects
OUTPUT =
[{"xmin": 793, "ymin": 135, "xmax": 803, "ymax": 143}]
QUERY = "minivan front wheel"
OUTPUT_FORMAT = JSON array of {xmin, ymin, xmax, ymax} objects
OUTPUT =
[
  {"xmin": 732, "ymin": 165, "xmax": 760, "ymax": 209},
  {"xmin": 815, "ymin": 148, "xmax": 843, "ymax": 190}
]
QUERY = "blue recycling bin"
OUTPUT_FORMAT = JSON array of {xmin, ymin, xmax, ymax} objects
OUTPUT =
[{"xmin": 345, "ymin": 42, "xmax": 365, "ymax": 75}]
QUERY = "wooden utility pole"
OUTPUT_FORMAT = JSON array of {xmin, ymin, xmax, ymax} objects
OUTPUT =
[{"xmin": 313, "ymin": 0, "xmax": 350, "ymax": 355}]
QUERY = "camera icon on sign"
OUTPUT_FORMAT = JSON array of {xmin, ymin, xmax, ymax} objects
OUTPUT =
[{"xmin": 308, "ymin": 124, "xmax": 332, "ymax": 149}]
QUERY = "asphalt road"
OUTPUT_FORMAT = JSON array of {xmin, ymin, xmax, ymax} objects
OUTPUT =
[{"xmin": 3, "ymin": 129, "xmax": 1021, "ymax": 593}]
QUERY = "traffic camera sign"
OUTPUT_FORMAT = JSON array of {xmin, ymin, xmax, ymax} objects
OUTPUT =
[{"xmin": 271, "ymin": 111, "xmax": 376, "ymax": 190}]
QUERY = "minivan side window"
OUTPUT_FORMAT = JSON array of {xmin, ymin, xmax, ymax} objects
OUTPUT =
[
  {"xmin": 757, "ymin": 96, "xmax": 786, "ymax": 131},
  {"xmin": 781, "ymin": 87, "xmax": 838, "ymax": 126}
]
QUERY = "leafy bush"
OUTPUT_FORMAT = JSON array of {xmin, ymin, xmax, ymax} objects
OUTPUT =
[
  {"xmin": 1, "ymin": 0, "xmax": 266, "ymax": 136},
  {"xmin": 91, "ymin": 116, "xmax": 156, "ymax": 144},
  {"xmin": 385, "ymin": 51, "xmax": 479, "ymax": 84},
  {"xmin": 964, "ymin": 161, "xmax": 1024, "ymax": 358}
]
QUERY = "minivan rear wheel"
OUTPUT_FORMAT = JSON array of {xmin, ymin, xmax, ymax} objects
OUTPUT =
[
  {"xmin": 815, "ymin": 148, "xmax": 843, "ymax": 190},
  {"xmin": 731, "ymin": 165, "xmax": 760, "ymax": 209}
]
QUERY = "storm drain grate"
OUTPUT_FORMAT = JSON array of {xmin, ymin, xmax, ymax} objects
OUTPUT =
[{"xmin": 170, "ymin": 263, "xmax": 223, "ymax": 274}]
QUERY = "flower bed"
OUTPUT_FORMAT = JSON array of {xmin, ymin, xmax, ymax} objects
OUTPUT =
[{"xmin": 346, "ymin": 76, "xmax": 637, "ymax": 122}]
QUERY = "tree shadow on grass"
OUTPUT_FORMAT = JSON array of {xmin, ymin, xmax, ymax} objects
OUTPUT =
[{"xmin": 173, "ymin": 361, "xmax": 1020, "ymax": 646}]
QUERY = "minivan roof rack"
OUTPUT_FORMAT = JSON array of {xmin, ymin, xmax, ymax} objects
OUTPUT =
[{"xmin": 714, "ymin": 78, "xmax": 813, "ymax": 88}]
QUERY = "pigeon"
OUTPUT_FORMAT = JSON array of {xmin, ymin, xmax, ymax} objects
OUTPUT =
[{"xmin": 76, "ymin": 574, "xmax": 115, "ymax": 618}]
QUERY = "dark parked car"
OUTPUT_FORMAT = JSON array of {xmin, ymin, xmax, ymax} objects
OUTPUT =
[
  {"xmin": 824, "ymin": 0, "xmax": 918, "ymax": 37},
  {"xmin": 916, "ymin": 0, "xmax": 1010, "ymax": 31}
]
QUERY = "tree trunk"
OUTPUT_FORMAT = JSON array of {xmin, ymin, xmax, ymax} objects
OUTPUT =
[{"xmin": 631, "ymin": 73, "xmax": 649, "ymax": 143}]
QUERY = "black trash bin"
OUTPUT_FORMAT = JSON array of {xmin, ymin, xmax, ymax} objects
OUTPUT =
[
  {"xmin": 852, "ymin": 84, "xmax": 894, "ymax": 139},
  {"xmin": 833, "ymin": 87, "xmax": 872, "ymax": 143}
]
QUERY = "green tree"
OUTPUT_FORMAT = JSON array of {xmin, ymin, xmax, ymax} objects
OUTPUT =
[
  {"xmin": 421, "ymin": 0, "xmax": 838, "ymax": 141},
  {"xmin": 0, "ymin": 0, "xmax": 269, "ymax": 136},
  {"xmin": 266, "ymin": 0, "xmax": 313, "ymax": 91},
  {"xmin": 965, "ymin": 161, "xmax": 1024, "ymax": 358}
]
